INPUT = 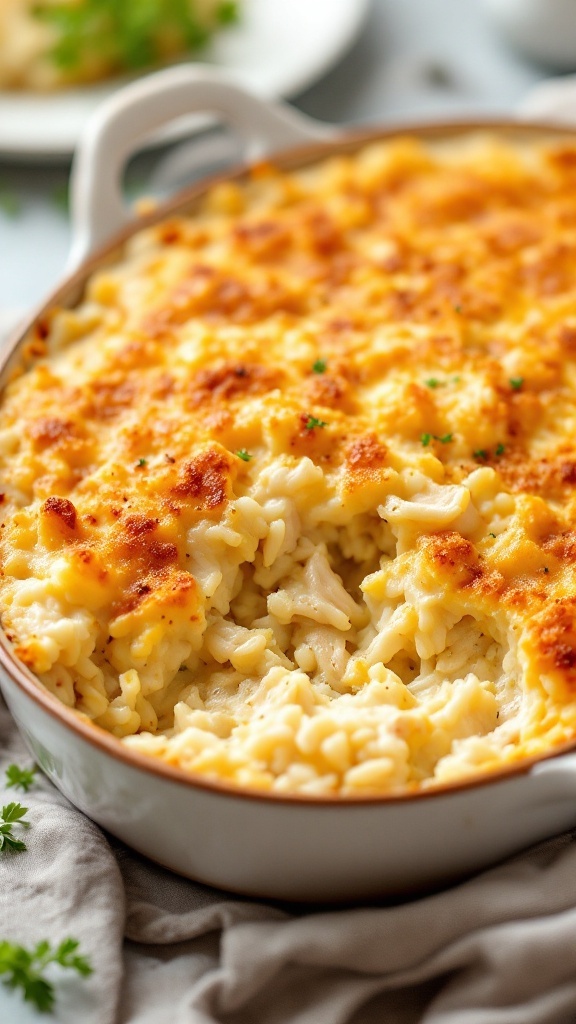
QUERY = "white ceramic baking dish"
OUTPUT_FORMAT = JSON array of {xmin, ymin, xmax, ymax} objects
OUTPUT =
[{"xmin": 2, "ymin": 67, "xmax": 576, "ymax": 903}]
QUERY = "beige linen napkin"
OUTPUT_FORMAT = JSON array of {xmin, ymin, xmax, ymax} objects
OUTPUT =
[{"xmin": 3, "ymin": 695, "xmax": 576, "ymax": 1024}]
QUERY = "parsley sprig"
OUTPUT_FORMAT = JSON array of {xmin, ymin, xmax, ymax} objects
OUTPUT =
[
  {"xmin": 33, "ymin": 0, "xmax": 239, "ymax": 74},
  {"xmin": 0, "ymin": 803, "xmax": 30, "ymax": 853},
  {"xmin": 312, "ymin": 358, "xmax": 327, "ymax": 374},
  {"xmin": 236, "ymin": 449, "xmax": 252, "ymax": 462},
  {"xmin": 0, "ymin": 938, "xmax": 92, "ymax": 1013},
  {"xmin": 5, "ymin": 764, "xmax": 36, "ymax": 793}
]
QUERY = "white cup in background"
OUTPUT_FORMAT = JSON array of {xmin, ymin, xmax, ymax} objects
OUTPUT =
[{"xmin": 482, "ymin": 0, "xmax": 576, "ymax": 70}]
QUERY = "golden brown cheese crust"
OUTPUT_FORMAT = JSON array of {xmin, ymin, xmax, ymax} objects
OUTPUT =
[{"xmin": 4, "ymin": 134, "xmax": 576, "ymax": 791}]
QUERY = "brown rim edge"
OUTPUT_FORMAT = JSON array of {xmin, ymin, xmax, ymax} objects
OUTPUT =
[{"xmin": 3, "ymin": 116, "xmax": 576, "ymax": 809}]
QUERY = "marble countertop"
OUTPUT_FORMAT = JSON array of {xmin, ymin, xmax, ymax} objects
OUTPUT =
[{"xmin": 0, "ymin": 0, "xmax": 561, "ymax": 314}]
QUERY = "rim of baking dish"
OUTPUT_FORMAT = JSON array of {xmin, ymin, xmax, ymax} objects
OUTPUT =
[{"xmin": 3, "ymin": 117, "xmax": 576, "ymax": 807}]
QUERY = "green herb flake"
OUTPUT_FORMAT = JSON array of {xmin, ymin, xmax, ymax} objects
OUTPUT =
[
  {"xmin": 0, "ymin": 937, "xmax": 92, "ymax": 1014},
  {"xmin": 5, "ymin": 765, "xmax": 36, "ymax": 793},
  {"xmin": 509, "ymin": 377, "xmax": 524, "ymax": 391},
  {"xmin": 453, "ymin": 304, "xmax": 463, "ymax": 314},
  {"xmin": 304, "ymin": 415, "xmax": 328, "ymax": 431},
  {"xmin": 312, "ymin": 359, "xmax": 327, "ymax": 374},
  {"xmin": 0, "ymin": 802, "xmax": 30, "ymax": 853},
  {"xmin": 422, "ymin": 432, "xmax": 454, "ymax": 447},
  {"xmin": 489, "ymin": 532, "xmax": 496, "ymax": 538},
  {"xmin": 136, "ymin": 457, "xmax": 147, "ymax": 468},
  {"xmin": 495, "ymin": 443, "xmax": 506, "ymax": 457},
  {"xmin": 236, "ymin": 449, "xmax": 252, "ymax": 462},
  {"xmin": 424, "ymin": 376, "xmax": 460, "ymax": 388},
  {"xmin": 473, "ymin": 449, "xmax": 488, "ymax": 460}
]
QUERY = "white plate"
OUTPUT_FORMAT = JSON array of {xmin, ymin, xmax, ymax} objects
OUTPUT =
[{"xmin": 0, "ymin": 0, "xmax": 369, "ymax": 160}]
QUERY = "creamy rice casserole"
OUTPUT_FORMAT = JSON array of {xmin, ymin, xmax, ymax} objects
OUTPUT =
[{"xmin": 3, "ymin": 135, "xmax": 576, "ymax": 795}]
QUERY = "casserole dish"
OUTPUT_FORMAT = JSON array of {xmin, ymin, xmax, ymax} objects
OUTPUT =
[{"xmin": 2, "ymin": 66, "xmax": 576, "ymax": 901}]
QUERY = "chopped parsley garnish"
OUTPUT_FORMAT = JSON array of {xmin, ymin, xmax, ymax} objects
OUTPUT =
[
  {"xmin": 0, "ymin": 938, "xmax": 92, "ymax": 1013},
  {"xmin": 5, "ymin": 764, "xmax": 36, "ymax": 793},
  {"xmin": 489, "ymin": 532, "xmax": 496, "ymax": 538},
  {"xmin": 0, "ymin": 802, "xmax": 30, "ymax": 853},
  {"xmin": 421, "ymin": 432, "xmax": 453, "ymax": 447},
  {"xmin": 136, "ymin": 457, "xmax": 147, "ymax": 468},
  {"xmin": 236, "ymin": 449, "xmax": 252, "ymax": 462},
  {"xmin": 312, "ymin": 358, "xmax": 327, "ymax": 374},
  {"xmin": 304, "ymin": 415, "xmax": 328, "ymax": 431},
  {"xmin": 509, "ymin": 377, "xmax": 524, "ymax": 391},
  {"xmin": 453, "ymin": 304, "xmax": 463, "ymax": 314},
  {"xmin": 424, "ymin": 376, "xmax": 461, "ymax": 388},
  {"xmin": 473, "ymin": 444, "xmax": 508, "ymax": 460}
]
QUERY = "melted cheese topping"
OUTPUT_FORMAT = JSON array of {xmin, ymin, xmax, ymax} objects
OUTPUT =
[{"xmin": 3, "ymin": 134, "xmax": 576, "ymax": 795}]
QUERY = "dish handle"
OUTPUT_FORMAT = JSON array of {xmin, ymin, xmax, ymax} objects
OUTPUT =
[
  {"xmin": 529, "ymin": 752, "xmax": 576, "ymax": 800},
  {"xmin": 67, "ymin": 65, "xmax": 337, "ymax": 272}
]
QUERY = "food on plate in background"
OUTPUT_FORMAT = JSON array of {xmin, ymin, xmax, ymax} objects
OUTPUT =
[{"xmin": 0, "ymin": 0, "xmax": 239, "ymax": 91}]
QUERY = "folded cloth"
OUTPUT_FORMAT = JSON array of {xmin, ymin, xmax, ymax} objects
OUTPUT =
[{"xmin": 3, "ymin": 695, "xmax": 576, "ymax": 1024}]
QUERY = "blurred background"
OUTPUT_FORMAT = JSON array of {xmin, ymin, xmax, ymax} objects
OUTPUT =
[{"xmin": 1, "ymin": 0, "xmax": 575, "ymax": 315}]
